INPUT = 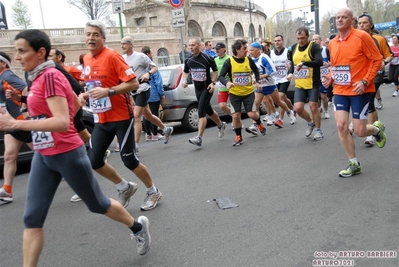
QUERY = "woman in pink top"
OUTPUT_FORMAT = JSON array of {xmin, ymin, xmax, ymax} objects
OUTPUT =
[
  {"xmin": 0, "ymin": 30, "xmax": 151, "ymax": 267},
  {"xmin": 389, "ymin": 34, "xmax": 399, "ymax": 96}
]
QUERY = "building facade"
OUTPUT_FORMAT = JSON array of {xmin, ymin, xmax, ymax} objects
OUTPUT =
[{"xmin": 0, "ymin": 0, "xmax": 266, "ymax": 75}]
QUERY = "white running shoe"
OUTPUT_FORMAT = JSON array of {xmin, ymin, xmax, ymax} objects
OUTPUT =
[
  {"xmin": 289, "ymin": 110, "xmax": 296, "ymax": 125},
  {"xmin": 324, "ymin": 112, "xmax": 330, "ymax": 119},
  {"xmin": 364, "ymin": 135, "xmax": 375, "ymax": 146}
]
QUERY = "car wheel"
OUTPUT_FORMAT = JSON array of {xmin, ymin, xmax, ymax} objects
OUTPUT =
[{"xmin": 182, "ymin": 104, "xmax": 199, "ymax": 132}]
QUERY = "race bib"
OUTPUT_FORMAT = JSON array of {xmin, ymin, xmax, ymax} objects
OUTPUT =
[
  {"xmin": 275, "ymin": 65, "xmax": 287, "ymax": 78},
  {"xmin": 294, "ymin": 66, "xmax": 310, "ymax": 79},
  {"xmin": 233, "ymin": 72, "xmax": 251, "ymax": 86},
  {"xmin": 320, "ymin": 66, "xmax": 330, "ymax": 76},
  {"xmin": 331, "ymin": 65, "xmax": 351, "ymax": 86},
  {"xmin": 86, "ymin": 80, "xmax": 112, "ymax": 113},
  {"xmin": 191, "ymin": 69, "xmax": 207, "ymax": 81},
  {"xmin": 31, "ymin": 115, "xmax": 55, "ymax": 150}
]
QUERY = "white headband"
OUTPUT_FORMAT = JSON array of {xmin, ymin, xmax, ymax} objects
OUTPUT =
[{"xmin": 0, "ymin": 55, "xmax": 11, "ymax": 67}]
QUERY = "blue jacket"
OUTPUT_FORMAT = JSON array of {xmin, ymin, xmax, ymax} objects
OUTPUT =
[{"xmin": 148, "ymin": 70, "xmax": 164, "ymax": 103}]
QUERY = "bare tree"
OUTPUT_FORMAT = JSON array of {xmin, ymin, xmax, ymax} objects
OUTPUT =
[
  {"xmin": 67, "ymin": 0, "xmax": 111, "ymax": 21},
  {"xmin": 11, "ymin": 0, "xmax": 32, "ymax": 29}
]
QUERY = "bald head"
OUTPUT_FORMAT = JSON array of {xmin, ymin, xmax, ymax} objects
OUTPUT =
[
  {"xmin": 336, "ymin": 8, "xmax": 354, "ymax": 33},
  {"xmin": 121, "ymin": 36, "xmax": 134, "ymax": 55},
  {"xmin": 312, "ymin": 34, "xmax": 321, "ymax": 44}
]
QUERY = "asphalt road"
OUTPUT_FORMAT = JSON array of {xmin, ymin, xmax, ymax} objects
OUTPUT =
[{"xmin": 1, "ymin": 85, "xmax": 398, "ymax": 267}]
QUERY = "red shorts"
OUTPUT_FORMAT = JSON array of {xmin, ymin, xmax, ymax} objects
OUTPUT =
[{"xmin": 218, "ymin": 91, "xmax": 229, "ymax": 103}]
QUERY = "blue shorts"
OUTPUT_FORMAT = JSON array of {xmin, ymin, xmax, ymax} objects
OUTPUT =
[
  {"xmin": 334, "ymin": 93, "xmax": 370, "ymax": 120},
  {"xmin": 319, "ymin": 84, "xmax": 328, "ymax": 94},
  {"xmin": 256, "ymin": 85, "xmax": 277, "ymax": 95}
]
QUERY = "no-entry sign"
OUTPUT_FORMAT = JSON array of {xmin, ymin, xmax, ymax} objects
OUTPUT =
[{"xmin": 169, "ymin": 0, "xmax": 184, "ymax": 9}]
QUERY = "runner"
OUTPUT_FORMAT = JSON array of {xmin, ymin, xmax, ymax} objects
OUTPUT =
[
  {"xmin": 182, "ymin": 37, "xmax": 227, "ymax": 147},
  {"xmin": 218, "ymin": 39, "xmax": 266, "ymax": 146},
  {"xmin": 291, "ymin": 27, "xmax": 324, "ymax": 141},
  {"xmin": 322, "ymin": 8, "xmax": 386, "ymax": 177},
  {"xmin": 0, "ymin": 29, "xmax": 151, "ymax": 267}
]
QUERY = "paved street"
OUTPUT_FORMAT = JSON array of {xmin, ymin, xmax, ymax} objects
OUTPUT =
[{"xmin": 1, "ymin": 85, "xmax": 398, "ymax": 267}]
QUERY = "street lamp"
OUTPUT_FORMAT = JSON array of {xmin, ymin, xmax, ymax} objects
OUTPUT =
[
  {"xmin": 244, "ymin": 0, "xmax": 256, "ymax": 42},
  {"xmin": 299, "ymin": 9, "xmax": 309, "ymax": 25}
]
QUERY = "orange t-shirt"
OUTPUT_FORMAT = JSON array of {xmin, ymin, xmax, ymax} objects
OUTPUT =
[
  {"xmin": 372, "ymin": 34, "xmax": 393, "ymax": 60},
  {"xmin": 63, "ymin": 64, "xmax": 83, "ymax": 82},
  {"xmin": 83, "ymin": 47, "xmax": 136, "ymax": 123},
  {"xmin": 328, "ymin": 28, "xmax": 382, "ymax": 96}
]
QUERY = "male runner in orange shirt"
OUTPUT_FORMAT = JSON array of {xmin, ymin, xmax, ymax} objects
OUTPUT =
[
  {"xmin": 322, "ymin": 8, "xmax": 386, "ymax": 178},
  {"xmin": 80, "ymin": 20, "xmax": 162, "ymax": 211}
]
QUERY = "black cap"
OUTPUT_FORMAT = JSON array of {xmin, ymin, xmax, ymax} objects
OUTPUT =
[
  {"xmin": 215, "ymin": 42, "xmax": 226, "ymax": 49},
  {"xmin": 329, "ymin": 34, "xmax": 337, "ymax": 40}
]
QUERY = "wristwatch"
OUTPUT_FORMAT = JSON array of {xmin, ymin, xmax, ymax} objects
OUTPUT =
[
  {"xmin": 108, "ymin": 88, "xmax": 116, "ymax": 96},
  {"xmin": 361, "ymin": 80, "xmax": 368, "ymax": 87}
]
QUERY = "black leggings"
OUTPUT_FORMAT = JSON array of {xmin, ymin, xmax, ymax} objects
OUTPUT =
[
  {"xmin": 389, "ymin": 65, "xmax": 399, "ymax": 86},
  {"xmin": 143, "ymin": 101, "xmax": 160, "ymax": 135},
  {"xmin": 195, "ymin": 86, "xmax": 214, "ymax": 118}
]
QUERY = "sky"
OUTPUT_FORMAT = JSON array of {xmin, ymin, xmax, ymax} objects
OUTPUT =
[{"xmin": 1, "ymin": 0, "xmax": 348, "ymax": 30}]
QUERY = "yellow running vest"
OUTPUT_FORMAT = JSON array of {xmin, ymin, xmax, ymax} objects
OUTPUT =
[
  {"xmin": 230, "ymin": 57, "xmax": 254, "ymax": 96},
  {"xmin": 293, "ymin": 42, "xmax": 314, "ymax": 89}
]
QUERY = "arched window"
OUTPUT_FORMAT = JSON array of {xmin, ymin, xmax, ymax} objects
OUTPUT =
[
  {"xmin": 187, "ymin": 20, "xmax": 203, "ymax": 38},
  {"xmin": 212, "ymin": 21, "xmax": 226, "ymax": 37},
  {"xmin": 233, "ymin": 22, "xmax": 244, "ymax": 37},
  {"xmin": 157, "ymin": 48, "xmax": 169, "ymax": 67},
  {"xmin": 249, "ymin": 24, "xmax": 255, "ymax": 40}
]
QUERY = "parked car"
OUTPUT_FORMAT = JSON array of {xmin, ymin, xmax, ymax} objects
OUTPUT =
[
  {"xmin": 159, "ymin": 64, "xmax": 295, "ymax": 132},
  {"xmin": 0, "ymin": 107, "xmax": 95, "ymax": 170}
]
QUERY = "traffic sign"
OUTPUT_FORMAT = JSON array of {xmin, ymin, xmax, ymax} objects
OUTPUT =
[
  {"xmin": 169, "ymin": 0, "xmax": 184, "ymax": 9},
  {"xmin": 171, "ymin": 8, "xmax": 185, "ymax": 28},
  {"xmin": 112, "ymin": 0, "xmax": 124, "ymax": 14},
  {"xmin": 172, "ymin": 8, "xmax": 184, "ymax": 19}
]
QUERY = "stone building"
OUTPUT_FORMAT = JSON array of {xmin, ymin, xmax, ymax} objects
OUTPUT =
[{"xmin": 0, "ymin": 0, "xmax": 266, "ymax": 75}]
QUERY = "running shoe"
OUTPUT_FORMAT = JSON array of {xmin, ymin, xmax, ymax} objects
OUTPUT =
[
  {"xmin": 0, "ymin": 187, "xmax": 13, "ymax": 203},
  {"xmin": 189, "ymin": 136, "xmax": 202, "ymax": 147},
  {"xmin": 271, "ymin": 112, "xmax": 278, "ymax": 123},
  {"xmin": 152, "ymin": 134, "xmax": 165, "ymax": 141},
  {"xmin": 373, "ymin": 121, "xmax": 386, "ymax": 148},
  {"xmin": 258, "ymin": 123, "xmax": 267, "ymax": 136},
  {"xmin": 376, "ymin": 98, "xmax": 383, "ymax": 109},
  {"xmin": 393, "ymin": 90, "xmax": 399, "ymax": 97},
  {"xmin": 232, "ymin": 135, "xmax": 243, "ymax": 146},
  {"xmin": 289, "ymin": 110, "xmax": 296, "ymax": 125},
  {"xmin": 245, "ymin": 124, "xmax": 258, "ymax": 136},
  {"xmin": 274, "ymin": 119, "xmax": 283, "ymax": 128},
  {"xmin": 163, "ymin": 126, "xmax": 173, "ymax": 144},
  {"xmin": 305, "ymin": 122, "xmax": 315, "ymax": 137},
  {"xmin": 118, "ymin": 182, "xmax": 138, "ymax": 208},
  {"xmin": 324, "ymin": 112, "xmax": 330, "ymax": 119},
  {"xmin": 218, "ymin": 122, "xmax": 227, "ymax": 138},
  {"xmin": 103, "ymin": 149, "xmax": 111, "ymax": 163},
  {"xmin": 114, "ymin": 142, "xmax": 120, "ymax": 152},
  {"xmin": 266, "ymin": 116, "xmax": 273, "ymax": 126},
  {"xmin": 145, "ymin": 134, "xmax": 152, "ymax": 142},
  {"xmin": 339, "ymin": 161, "xmax": 362, "ymax": 178},
  {"xmin": 131, "ymin": 216, "xmax": 151, "ymax": 255},
  {"xmin": 141, "ymin": 189, "xmax": 162, "ymax": 211},
  {"xmin": 364, "ymin": 135, "xmax": 375, "ymax": 146},
  {"xmin": 262, "ymin": 115, "xmax": 269, "ymax": 122},
  {"xmin": 70, "ymin": 194, "xmax": 82, "ymax": 202},
  {"xmin": 313, "ymin": 129, "xmax": 324, "ymax": 141},
  {"xmin": 328, "ymin": 101, "xmax": 333, "ymax": 106}
]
